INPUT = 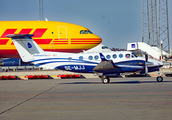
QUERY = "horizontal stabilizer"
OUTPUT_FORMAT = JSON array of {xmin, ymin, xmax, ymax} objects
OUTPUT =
[{"xmin": 6, "ymin": 34, "xmax": 34, "ymax": 39}]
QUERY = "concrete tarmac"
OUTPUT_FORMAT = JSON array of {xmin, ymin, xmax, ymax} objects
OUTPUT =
[{"xmin": 0, "ymin": 77, "xmax": 172, "ymax": 120}]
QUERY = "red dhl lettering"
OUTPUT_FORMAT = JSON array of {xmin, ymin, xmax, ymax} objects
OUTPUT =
[
  {"xmin": 0, "ymin": 28, "xmax": 48, "ymax": 45},
  {"xmin": 0, "ymin": 29, "xmax": 17, "ymax": 38},
  {"xmin": 19, "ymin": 29, "xmax": 33, "ymax": 34},
  {"xmin": 0, "ymin": 28, "xmax": 47, "ymax": 38},
  {"xmin": 32, "ymin": 28, "xmax": 47, "ymax": 37},
  {"xmin": 0, "ymin": 39, "xmax": 9, "ymax": 45}
]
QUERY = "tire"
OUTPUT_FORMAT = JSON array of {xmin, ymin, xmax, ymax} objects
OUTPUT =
[
  {"xmin": 101, "ymin": 77, "xmax": 110, "ymax": 84},
  {"xmin": 156, "ymin": 76, "xmax": 163, "ymax": 82}
]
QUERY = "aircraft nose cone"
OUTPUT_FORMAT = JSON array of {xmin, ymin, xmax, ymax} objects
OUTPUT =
[{"xmin": 158, "ymin": 61, "xmax": 163, "ymax": 67}]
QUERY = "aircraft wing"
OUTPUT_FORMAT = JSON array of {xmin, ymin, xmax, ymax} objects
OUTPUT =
[
  {"xmin": 93, "ymin": 53, "xmax": 143, "ymax": 76},
  {"xmin": 93, "ymin": 53, "xmax": 119, "ymax": 73}
]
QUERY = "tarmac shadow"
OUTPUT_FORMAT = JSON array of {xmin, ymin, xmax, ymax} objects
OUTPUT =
[{"xmin": 61, "ymin": 80, "xmax": 172, "ymax": 85}]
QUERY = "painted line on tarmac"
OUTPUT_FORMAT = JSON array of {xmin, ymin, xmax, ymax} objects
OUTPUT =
[
  {"xmin": 0, "ymin": 83, "xmax": 61, "ymax": 115},
  {"xmin": 13, "ymin": 104, "xmax": 172, "ymax": 111}
]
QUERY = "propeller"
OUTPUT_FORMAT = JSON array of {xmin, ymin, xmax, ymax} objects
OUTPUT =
[
  {"xmin": 144, "ymin": 52, "xmax": 148, "ymax": 76},
  {"xmin": 0, "ymin": 58, "xmax": 3, "ymax": 66}
]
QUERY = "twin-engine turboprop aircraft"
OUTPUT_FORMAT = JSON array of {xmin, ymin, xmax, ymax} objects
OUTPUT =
[{"xmin": 7, "ymin": 34, "xmax": 164, "ymax": 84}]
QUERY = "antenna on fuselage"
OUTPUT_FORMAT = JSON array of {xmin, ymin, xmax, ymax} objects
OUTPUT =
[{"xmin": 45, "ymin": 18, "xmax": 48, "ymax": 21}]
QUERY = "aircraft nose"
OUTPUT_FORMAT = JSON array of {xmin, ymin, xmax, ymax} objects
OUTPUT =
[
  {"xmin": 158, "ymin": 61, "xmax": 163, "ymax": 67},
  {"xmin": 152, "ymin": 59, "xmax": 163, "ymax": 67},
  {"xmin": 94, "ymin": 35, "xmax": 102, "ymax": 44}
]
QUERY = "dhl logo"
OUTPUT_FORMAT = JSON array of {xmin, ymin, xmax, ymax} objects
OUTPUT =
[
  {"xmin": 0, "ymin": 28, "xmax": 47, "ymax": 38},
  {"xmin": 0, "ymin": 28, "xmax": 50, "ymax": 45}
]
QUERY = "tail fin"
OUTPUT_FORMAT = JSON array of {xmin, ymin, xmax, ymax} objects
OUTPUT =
[{"xmin": 6, "ymin": 34, "xmax": 46, "ymax": 62}]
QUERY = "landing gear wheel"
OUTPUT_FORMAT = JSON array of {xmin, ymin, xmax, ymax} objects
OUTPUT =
[
  {"xmin": 156, "ymin": 76, "xmax": 163, "ymax": 82},
  {"xmin": 101, "ymin": 77, "xmax": 110, "ymax": 84}
]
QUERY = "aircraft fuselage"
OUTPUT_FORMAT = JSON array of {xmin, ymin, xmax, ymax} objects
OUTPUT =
[{"xmin": 0, "ymin": 21, "xmax": 102, "ymax": 58}]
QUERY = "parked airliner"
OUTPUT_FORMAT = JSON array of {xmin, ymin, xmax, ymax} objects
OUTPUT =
[
  {"xmin": 0, "ymin": 21, "xmax": 101, "ymax": 58},
  {"xmin": 7, "ymin": 34, "xmax": 164, "ymax": 83}
]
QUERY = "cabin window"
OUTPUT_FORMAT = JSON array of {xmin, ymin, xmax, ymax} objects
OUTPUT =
[
  {"xmin": 106, "ymin": 55, "xmax": 111, "ymax": 59},
  {"xmin": 113, "ymin": 54, "xmax": 117, "ymax": 59},
  {"xmin": 119, "ymin": 54, "xmax": 123, "ymax": 58},
  {"xmin": 88, "ymin": 56, "xmax": 93, "ymax": 60},
  {"xmin": 132, "ymin": 52, "xmax": 138, "ymax": 58},
  {"xmin": 94, "ymin": 55, "xmax": 99, "ymax": 60},
  {"xmin": 79, "ymin": 56, "xmax": 83, "ymax": 61},
  {"xmin": 125, "ymin": 54, "xmax": 130, "ymax": 58}
]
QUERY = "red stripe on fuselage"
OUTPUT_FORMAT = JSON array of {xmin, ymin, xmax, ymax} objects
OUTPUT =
[
  {"xmin": 53, "ymin": 41, "xmax": 68, "ymax": 42},
  {"xmin": 33, "ymin": 39, "xmax": 52, "ymax": 44},
  {"xmin": 71, "ymin": 40, "xmax": 101, "ymax": 42},
  {"xmin": 0, "ymin": 29, "xmax": 17, "ymax": 38},
  {"xmin": 51, "ymin": 43, "xmax": 68, "ymax": 45},
  {"xmin": 71, "ymin": 38, "xmax": 102, "ymax": 40},
  {"xmin": 71, "ymin": 43, "xmax": 100, "ymax": 44},
  {"xmin": 52, "ymin": 39, "xmax": 68, "ymax": 44},
  {"xmin": 54, "ymin": 38, "xmax": 68, "ymax": 40}
]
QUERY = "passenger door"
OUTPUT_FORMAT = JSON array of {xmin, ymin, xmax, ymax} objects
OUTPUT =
[{"xmin": 58, "ymin": 26, "xmax": 67, "ymax": 40}]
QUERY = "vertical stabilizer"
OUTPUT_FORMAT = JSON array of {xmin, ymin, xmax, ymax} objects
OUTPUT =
[{"xmin": 6, "ymin": 34, "xmax": 46, "ymax": 62}]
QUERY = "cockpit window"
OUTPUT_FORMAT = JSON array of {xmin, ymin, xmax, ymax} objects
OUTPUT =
[
  {"xmin": 84, "ymin": 30, "xmax": 88, "ymax": 34},
  {"xmin": 80, "ymin": 30, "xmax": 84, "ymax": 34},
  {"xmin": 88, "ymin": 31, "xmax": 93, "ymax": 34},
  {"xmin": 102, "ymin": 46, "xmax": 108, "ymax": 49},
  {"xmin": 80, "ymin": 30, "xmax": 93, "ymax": 34},
  {"xmin": 132, "ymin": 52, "xmax": 138, "ymax": 58}
]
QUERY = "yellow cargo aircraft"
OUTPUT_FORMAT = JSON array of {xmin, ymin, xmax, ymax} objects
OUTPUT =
[{"xmin": 0, "ymin": 21, "xmax": 102, "ymax": 58}]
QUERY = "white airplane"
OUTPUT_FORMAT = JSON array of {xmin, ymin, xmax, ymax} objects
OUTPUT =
[{"xmin": 7, "ymin": 34, "xmax": 164, "ymax": 84}]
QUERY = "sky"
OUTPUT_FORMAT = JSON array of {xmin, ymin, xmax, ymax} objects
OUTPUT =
[{"xmin": 0, "ymin": 0, "xmax": 171, "ymax": 49}]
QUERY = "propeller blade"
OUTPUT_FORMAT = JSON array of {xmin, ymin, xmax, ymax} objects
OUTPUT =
[
  {"xmin": 144, "ymin": 52, "xmax": 148, "ymax": 75},
  {"xmin": 145, "ymin": 52, "xmax": 148, "ymax": 62}
]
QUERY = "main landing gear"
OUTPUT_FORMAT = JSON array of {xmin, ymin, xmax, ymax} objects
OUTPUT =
[{"xmin": 101, "ymin": 76, "xmax": 110, "ymax": 84}]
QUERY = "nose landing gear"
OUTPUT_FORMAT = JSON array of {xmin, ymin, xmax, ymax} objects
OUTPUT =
[
  {"xmin": 156, "ymin": 71, "xmax": 163, "ymax": 82},
  {"xmin": 156, "ymin": 76, "xmax": 163, "ymax": 82}
]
